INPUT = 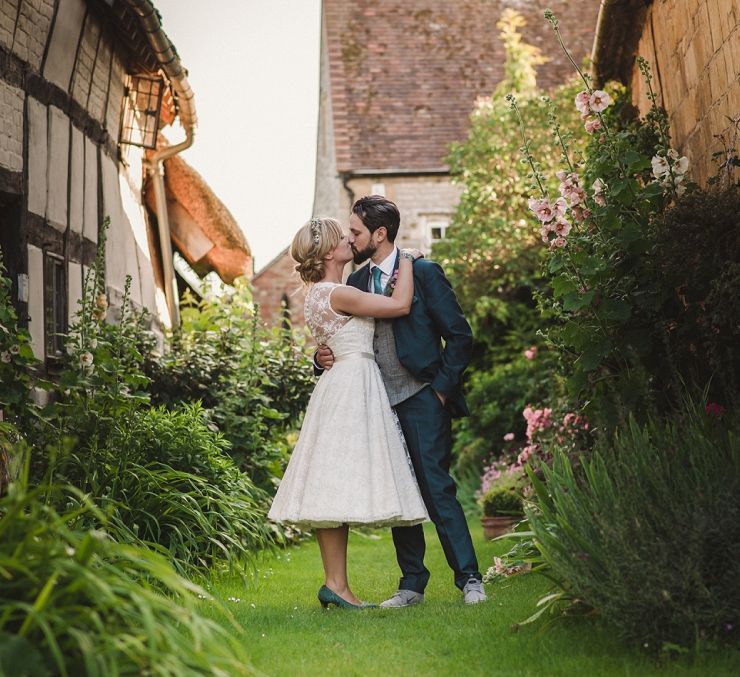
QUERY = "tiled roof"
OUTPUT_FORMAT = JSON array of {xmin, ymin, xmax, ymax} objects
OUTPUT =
[{"xmin": 324, "ymin": 0, "xmax": 600, "ymax": 173}]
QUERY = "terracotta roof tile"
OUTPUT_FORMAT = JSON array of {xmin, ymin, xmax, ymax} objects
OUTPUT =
[{"xmin": 324, "ymin": 0, "xmax": 600, "ymax": 172}]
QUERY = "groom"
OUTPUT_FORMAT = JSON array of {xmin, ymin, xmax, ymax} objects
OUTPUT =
[{"xmin": 315, "ymin": 195, "xmax": 485, "ymax": 606}]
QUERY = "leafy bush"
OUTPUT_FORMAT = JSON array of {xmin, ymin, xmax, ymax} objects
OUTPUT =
[
  {"xmin": 0, "ymin": 459, "xmax": 252, "ymax": 675},
  {"xmin": 435, "ymin": 11, "xmax": 583, "ymax": 474},
  {"xmin": 146, "ymin": 285, "xmax": 313, "ymax": 488},
  {"xmin": 525, "ymin": 401, "xmax": 740, "ymax": 650},
  {"xmin": 453, "ymin": 351, "xmax": 556, "ymax": 473},
  {"xmin": 42, "ymin": 403, "xmax": 273, "ymax": 575},
  {"xmin": 479, "ymin": 483, "xmax": 524, "ymax": 517},
  {"xmin": 643, "ymin": 185, "xmax": 740, "ymax": 406}
]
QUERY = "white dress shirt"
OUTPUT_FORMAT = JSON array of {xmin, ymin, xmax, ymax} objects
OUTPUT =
[{"xmin": 367, "ymin": 247, "xmax": 399, "ymax": 292}]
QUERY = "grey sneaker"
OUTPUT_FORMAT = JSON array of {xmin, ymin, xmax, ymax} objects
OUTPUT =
[
  {"xmin": 462, "ymin": 578, "xmax": 487, "ymax": 604},
  {"xmin": 379, "ymin": 589, "xmax": 425, "ymax": 609}
]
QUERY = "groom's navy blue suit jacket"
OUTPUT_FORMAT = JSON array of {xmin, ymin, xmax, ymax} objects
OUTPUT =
[{"xmin": 346, "ymin": 252, "xmax": 473, "ymax": 418}]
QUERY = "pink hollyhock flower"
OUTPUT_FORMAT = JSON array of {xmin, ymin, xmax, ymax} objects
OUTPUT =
[
  {"xmin": 563, "ymin": 185, "xmax": 586, "ymax": 206},
  {"xmin": 529, "ymin": 197, "xmax": 566, "ymax": 223},
  {"xmin": 592, "ymin": 178, "xmax": 607, "ymax": 205},
  {"xmin": 553, "ymin": 218, "xmax": 571, "ymax": 237},
  {"xmin": 557, "ymin": 172, "xmax": 579, "ymax": 191},
  {"xmin": 575, "ymin": 90, "xmax": 591, "ymax": 115},
  {"xmin": 584, "ymin": 117, "xmax": 603, "ymax": 134},
  {"xmin": 504, "ymin": 432, "xmax": 515, "ymax": 441},
  {"xmin": 705, "ymin": 402, "xmax": 726, "ymax": 418},
  {"xmin": 571, "ymin": 205, "xmax": 592, "ymax": 221},
  {"xmin": 524, "ymin": 346, "xmax": 537, "ymax": 360},
  {"xmin": 550, "ymin": 236, "xmax": 567, "ymax": 249},
  {"xmin": 540, "ymin": 225, "xmax": 552, "ymax": 243},
  {"xmin": 588, "ymin": 90, "xmax": 612, "ymax": 113}
]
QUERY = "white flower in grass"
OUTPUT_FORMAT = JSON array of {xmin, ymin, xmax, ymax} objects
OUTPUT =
[
  {"xmin": 79, "ymin": 351, "xmax": 94, "ymax": 369},
  {"xmin": 1, "ymin": 351, "xmax": 11, "ymax": 363},
  {"xmin": 9, "ymin": 344, "xmax": 19, "ymax": 355}
]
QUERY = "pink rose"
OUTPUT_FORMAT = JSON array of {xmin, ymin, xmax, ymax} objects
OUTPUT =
[{"xmin": 504, "ymin": 432, "xmax": 515, "ymax": 441}]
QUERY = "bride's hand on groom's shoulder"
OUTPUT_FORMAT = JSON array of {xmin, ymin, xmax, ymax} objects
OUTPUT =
[{"xmin": 401, "ymin": 248, "xmax": 424, "ymax": 261}]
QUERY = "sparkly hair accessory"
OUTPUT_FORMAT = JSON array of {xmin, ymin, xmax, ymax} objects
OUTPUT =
[{"xmin": 309, "ymin": 218, "xmax": 321, "ymax": 244}]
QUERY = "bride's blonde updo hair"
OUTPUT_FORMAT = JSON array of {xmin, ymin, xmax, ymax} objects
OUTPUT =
[{"xmin": 291, "ymin": 217, "xmax": 343, "ymax": 284}]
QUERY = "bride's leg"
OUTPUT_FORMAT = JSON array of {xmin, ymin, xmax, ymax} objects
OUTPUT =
[{"xmin": 315, "ymin": 525, "xmax": 362, "ymax": 605}]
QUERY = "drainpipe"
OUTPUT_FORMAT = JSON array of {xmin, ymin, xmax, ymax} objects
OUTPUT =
[{"xmin": 126, "ymin": 0, "xmax": 197, "ymax": 328}]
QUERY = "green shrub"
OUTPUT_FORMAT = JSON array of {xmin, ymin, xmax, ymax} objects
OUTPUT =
[
  {"xmin": 0, "ymin": 458, "xmax": 252, "ymax": 675},
  {"xmin": 642, "ymin": 185, "xmax": 740, "ymax": 406},
  {"xmin": 480, "ymin": 484, "xmax": 524, "ymax": 517},
  {"xmin": 453, "ymin": 352, "xmax": 556, "ymax": 473},
  {"xmin": 525, "ymin": 401, "xmax": 740, "ymax": 650},
  {"xmin": 146, "ymin": 285, "xmax": 313, "ymax": 488},
  {"xmin": 44, "ymin": 404, "xmax": 273, "ymax": 574}
]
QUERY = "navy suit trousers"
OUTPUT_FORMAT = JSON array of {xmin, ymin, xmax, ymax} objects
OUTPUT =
[{"xmin": 392, "ymin": 386, "xmax": 481, "ymax": 591}]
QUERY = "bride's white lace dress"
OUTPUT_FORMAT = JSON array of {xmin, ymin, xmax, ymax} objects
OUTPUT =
[{"xmin": 268, "ymin": 282, "xmax": 429, "ymax": 528}]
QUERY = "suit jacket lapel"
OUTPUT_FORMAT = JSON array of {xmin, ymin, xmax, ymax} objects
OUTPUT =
[
  {"xmin": 350, "ymin": 264, "xmax": 370, "ymax": 291},
  {"xmin": 385, "ymin": 250, "xmax": 401, "ymax": 295}
]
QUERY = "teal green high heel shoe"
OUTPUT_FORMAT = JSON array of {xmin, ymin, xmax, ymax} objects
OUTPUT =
[{"xmin": 318, "ymin": 585, "xmax": 377, "ymax": 610}]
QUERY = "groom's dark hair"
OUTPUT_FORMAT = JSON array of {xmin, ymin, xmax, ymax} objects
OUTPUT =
[{"xmin": 351, "ymin": 195, "xmax": 400, "ymax": 243}]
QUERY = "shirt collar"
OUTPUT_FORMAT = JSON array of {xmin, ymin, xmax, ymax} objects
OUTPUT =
[{"xmin": 371, "ymin": 247, "xmax": 398, "ymax": 276}]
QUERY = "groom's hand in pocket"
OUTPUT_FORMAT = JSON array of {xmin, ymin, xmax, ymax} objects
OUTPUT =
[
  {"xmin": 433, "ymin": 389, "xmax": 447, "ymax": 407},
  {"xmin": 315, "ymin": 345, "xmax": 335, "ymax": 371}
]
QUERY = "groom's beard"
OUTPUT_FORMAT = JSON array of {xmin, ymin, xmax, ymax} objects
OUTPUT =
[{"xmin": 352, "ymin": 242, "xmax": 376, "ymax": 265}]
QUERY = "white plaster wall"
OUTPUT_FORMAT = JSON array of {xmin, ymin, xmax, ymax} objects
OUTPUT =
[
  {"xmin": 83, "ymin": 137, "xmax": 98, "ymax": 242},
  {"xmin": 69, "ymin": 126, "xmax": 84, "ymax": 233},
  {"xmin": 0, "ymin": 80, "xmax": 24, "ymax": 172},
  {"xmin": 43, "ymin": 0, "xmax": 86, "ymax": 91},
  {"xmin": 47, "ymin": 105, "xmax": 69, "ymax": 231},
  {"xmin": 26, "ymin": 244, "xmax": 44, "ymax": 360},
  {"xmin": 68, "ymin": 260, "xmax": 82, "ymax": 324},
  {"xmin": 119, "ymin": 169, "xmax": 159, "ymax": 318},
  {"xmin": 26, "ymin": 97, "xmax": 47, "ymax": 217}
]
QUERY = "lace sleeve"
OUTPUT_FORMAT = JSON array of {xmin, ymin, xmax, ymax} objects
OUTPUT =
[{"xmin": 304, "ymin": 282, "xmax": 351, "ymax": 344}]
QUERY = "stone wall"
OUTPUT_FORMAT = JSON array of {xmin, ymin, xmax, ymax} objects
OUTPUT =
[{"xmin": 632, "ymin": 0, "xmax": 739, "ymax": 186}]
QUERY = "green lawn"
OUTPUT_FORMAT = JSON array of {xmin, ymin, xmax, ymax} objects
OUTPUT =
[{"xmin": 208, "ymin": 521, "xmax": 740, "ymax": 676}]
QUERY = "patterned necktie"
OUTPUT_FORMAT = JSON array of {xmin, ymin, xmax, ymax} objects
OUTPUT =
[{"xmin": 371, "ymin": 266, "xmax": 384, "ymax": 294}]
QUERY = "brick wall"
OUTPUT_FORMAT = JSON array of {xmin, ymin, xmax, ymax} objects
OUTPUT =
[
  {"xmin": 13, "ymin": 0, "xmax": 55, "ymax": 71},
  {"xmin": 251, "ymin": 249, "xmax": 307, "ymax": 332},
  {"xmin": 632, "ymin": 0, "xmax": 739, "ymax": 185}
]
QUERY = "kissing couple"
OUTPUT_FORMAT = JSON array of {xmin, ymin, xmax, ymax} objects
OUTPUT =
[{"xmin": 269, "ymin": 195, "xmax": 485, "ymax": 609}]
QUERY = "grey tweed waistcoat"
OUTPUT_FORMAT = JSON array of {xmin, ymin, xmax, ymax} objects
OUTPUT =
[{"xmin": 374, "ymin": 318, "xmax": 428, "ymax": 406}]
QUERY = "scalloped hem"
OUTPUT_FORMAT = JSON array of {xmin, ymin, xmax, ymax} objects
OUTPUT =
[{"xmin": 269, "ymin": 516, "xmax": 429, "ymax": 529}]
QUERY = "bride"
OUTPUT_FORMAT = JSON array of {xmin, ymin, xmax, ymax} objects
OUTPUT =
[{"xmin": 268, "ymin": 217, "xmax": 428, "ymax": 609}]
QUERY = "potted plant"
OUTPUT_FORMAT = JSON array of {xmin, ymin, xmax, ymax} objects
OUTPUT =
[{"xmin": 479, "ymin": 485, "xmax": 524, "ymax": 539}]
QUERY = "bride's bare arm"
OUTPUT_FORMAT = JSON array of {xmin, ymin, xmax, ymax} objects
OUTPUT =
[{"xmin": 330, "ymin": 255, "xmax": 415, "ymax": 318}]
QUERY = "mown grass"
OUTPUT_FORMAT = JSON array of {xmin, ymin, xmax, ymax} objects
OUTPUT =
[{"xmin": 208, "ymin": 521, "xmax": 740, "ymax": 676}]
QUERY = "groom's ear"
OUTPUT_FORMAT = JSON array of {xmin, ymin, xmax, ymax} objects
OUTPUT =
[{"xmin": 374, "ymin": 226, "xmax": 388, "ymax": 243}]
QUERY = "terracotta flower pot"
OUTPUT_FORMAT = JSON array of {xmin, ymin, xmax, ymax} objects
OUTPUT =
[{"xmin": 481, "ymin": 515, "xmax": 520, "ymax": 540}]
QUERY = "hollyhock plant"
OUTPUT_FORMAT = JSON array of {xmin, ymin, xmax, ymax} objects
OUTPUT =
[{"xmin": 507, "ymin": 10, "xmax": 695, "ymax": 389}]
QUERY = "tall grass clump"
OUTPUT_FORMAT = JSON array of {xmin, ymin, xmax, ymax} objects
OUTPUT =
[
  {"xmin": 525, "ymin": 400, "xmax": 740, "ymax": 651},
  {"xmin": 45, "ymin": 403, "xmax": 274, "ymax": 575},
  {"xmin": 0, "ymin": 456, "xmax": 252, "ymax": 676}
]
